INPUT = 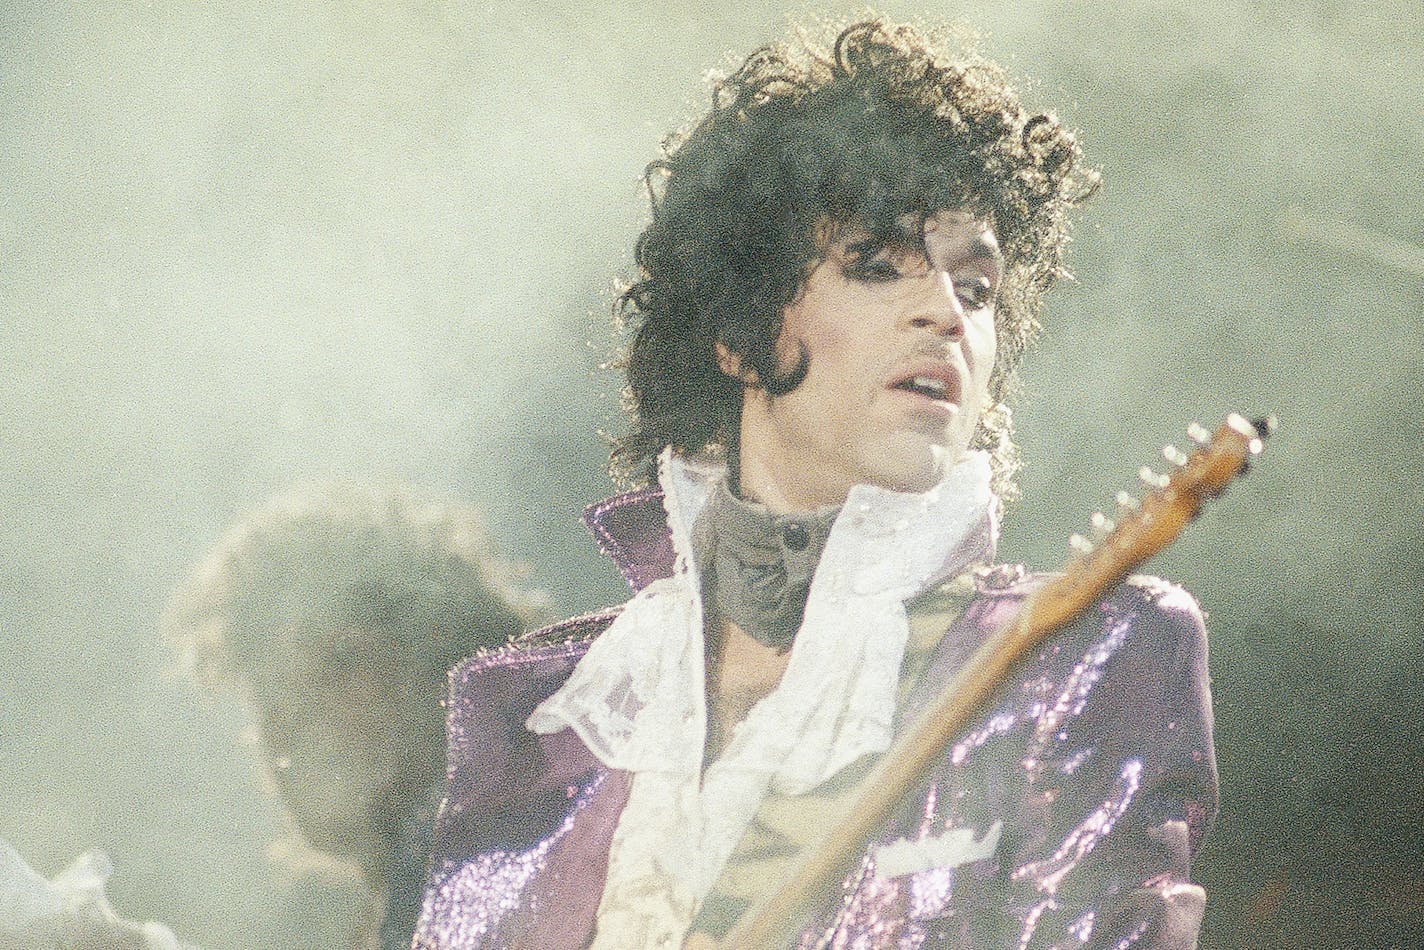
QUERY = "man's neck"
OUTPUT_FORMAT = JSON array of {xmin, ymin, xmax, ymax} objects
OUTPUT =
[
  {"xmin": 703, "ymin": 618, "xmax": 793, "ymax": 767},
  {"xmin": 732, "ymin": 418, "xmax": 853, "ymax": 514},
  {"xmin": 734, "ymin": 462, "xmax": 848, "ymax": 515}
]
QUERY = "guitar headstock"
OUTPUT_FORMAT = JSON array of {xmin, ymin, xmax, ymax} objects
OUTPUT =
[
  {"xmin": 1065, "ymin": 412, "xmax": 1274, "ymax": 577},
  {"xmin": 1028, "ymin": 413, "xmax": 1274, "ymax": 633}
]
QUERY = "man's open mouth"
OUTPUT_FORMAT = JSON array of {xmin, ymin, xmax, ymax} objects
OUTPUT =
[
  {"xmin": 888, "ymin": 362, "xmax": 960, "ymax": 405},
  {"xmin": 894, "ymin": 375, "xmax": 952, "ymax": 400}
]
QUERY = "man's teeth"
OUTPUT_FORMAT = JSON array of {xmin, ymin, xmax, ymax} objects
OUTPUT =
[{"xmin": 912, "ymin": 376, "xmax": 946, "ymax": 395}]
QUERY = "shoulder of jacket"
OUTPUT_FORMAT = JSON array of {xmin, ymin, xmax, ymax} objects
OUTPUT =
[
  {"xmin": 445, "ymin": 605, "xmax": 625, "ymax": 685},
  {"xmin": 1104, "ymin": 573, "xmax": 1206, "ymax": 631},
  {"xmin": 970, "ymin": 564, "xmax": 1205, "ymax": 633},
  {"xmin": 518, "ymin": 605, "xmax": 625, "ymax": 647}
]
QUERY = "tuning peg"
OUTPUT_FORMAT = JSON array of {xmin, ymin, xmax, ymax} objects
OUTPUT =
[
  {"xmin": 1089, "ymin": 511, "xmax": 1115, "ymax": 539},
  {"xmin": 1115, "ymin": 490, "xmax": 1141, "ymax": 514},
  {"xmin": 1068, "ymin": 533, "xmax": 1094, "ymax": 555},
  {"xmin": 1224, "ymin": 412, "xmax": 1276, "ymax": 463},
  {"xmin": 1247, "ymin": 415, "xmax": 1277, "ymax": 457},
  {"xmin": 1186, "ymin": 422, "xmax": 1211, "ymax": 445},
  {"xmin": 1138, "ymin": 466, "xmax": 1170, "ymax": 489},
  {"xmin": 1162, "ymin": 444, "xmax": 1189, "ymax": 467}
]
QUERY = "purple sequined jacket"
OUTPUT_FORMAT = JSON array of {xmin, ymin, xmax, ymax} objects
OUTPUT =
[{"xmin": 412, "ymin": 488, "xmax": 1217, "ymax": 949}]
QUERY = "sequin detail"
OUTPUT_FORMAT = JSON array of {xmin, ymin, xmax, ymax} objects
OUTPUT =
[{"xmin": 416, "ymin": 775, "xmax": 605, "ymax": 947}]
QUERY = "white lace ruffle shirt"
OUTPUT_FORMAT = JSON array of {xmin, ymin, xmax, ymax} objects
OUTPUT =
[{"xmin": 527, "ymin": 449, "xmax": 997, "ymax": 948}]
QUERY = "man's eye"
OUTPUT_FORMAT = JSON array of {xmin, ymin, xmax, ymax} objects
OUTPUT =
[
  {"xmin": 956, "ymin": 278, "xmax": 995, "ymax": 309},
  {"xmin": 843, "ymin": 257, "xmax": 901, "ymax": 282}
]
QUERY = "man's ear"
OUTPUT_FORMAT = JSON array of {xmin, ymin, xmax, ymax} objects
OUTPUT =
[{"xmin": 714, "ymin": 343, "xmax": 760, "ymax": 386}]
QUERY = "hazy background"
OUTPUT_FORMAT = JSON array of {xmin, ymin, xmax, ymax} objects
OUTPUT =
[{"xmin": 2, "ymin": 1, "xmax": 1420, "ymax": 947}]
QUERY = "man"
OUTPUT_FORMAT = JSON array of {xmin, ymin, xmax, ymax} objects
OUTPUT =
[
  {"xmin": 164, "ymin": 481, "xmax": 545, "ymax": 950},
  {"xmin": 414, "ymin": 17, "xmax": 1215, "ymax": 949}
]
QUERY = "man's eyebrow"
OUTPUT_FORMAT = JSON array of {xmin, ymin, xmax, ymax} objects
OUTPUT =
[
  {"xmin": 843, "ymin": 236, "xmax": 883, "ymax": 257},
  {"xmin": 841, "ymin": 230, "xmax": 1003, "ymax": 270},
  {"xmin": 967, "ymin": 233, "xmax": 1005, "ymax": 270}
]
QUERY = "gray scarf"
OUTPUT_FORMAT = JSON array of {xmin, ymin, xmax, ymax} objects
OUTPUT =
[{"xmin": 691, "ymin": 480, "xmax": 840, "ymax": 652}]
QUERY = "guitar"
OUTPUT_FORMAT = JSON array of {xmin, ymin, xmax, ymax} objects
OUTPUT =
[{"xmin": 718, "ymin": 412, "xmax": 1273, "ymax": 949}]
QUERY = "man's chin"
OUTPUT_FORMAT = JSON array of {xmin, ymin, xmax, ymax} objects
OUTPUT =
[{"xmin": 861, "ymin": 441, "xmax": 958, "ymax": 495}]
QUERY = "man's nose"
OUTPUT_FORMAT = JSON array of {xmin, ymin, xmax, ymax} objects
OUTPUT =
[{"xmin": 904, "ymin": 272, "xmax": 966, "ymax": 339}]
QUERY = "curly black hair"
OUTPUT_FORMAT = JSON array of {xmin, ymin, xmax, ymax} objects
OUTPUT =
[
  {"xmin": 164, "ymin": 480, "xmax": 547, "ymax": 693},
  {"xmin": 612, "ymin": 16, "xmax": 1098, "ymax": 497}
]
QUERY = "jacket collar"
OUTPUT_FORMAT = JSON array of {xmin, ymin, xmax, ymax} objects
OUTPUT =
[{"xmin": 582, "ymin": 486, "xmax": 674, "ymax": 593}]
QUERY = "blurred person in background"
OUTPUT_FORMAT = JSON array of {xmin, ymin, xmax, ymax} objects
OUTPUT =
[
  {"xmin": 164, "ymin": 481, "xmax": 546, "ymax": 950},
  {"xmin": 413, "ymin": 14, "xmax": 1218, "ymax": 950}
]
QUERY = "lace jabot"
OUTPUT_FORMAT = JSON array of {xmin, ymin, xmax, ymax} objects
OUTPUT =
[{"xmin": 526, "ymin": 448, "xmax": 998, "ymax": 948}]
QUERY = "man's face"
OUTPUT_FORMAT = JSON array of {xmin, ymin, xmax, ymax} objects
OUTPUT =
[
  {"xmin": 734, "ymin": 210, "xmax": 1001, "ymax": 511},
  {"xmin": 249, "ymin": 627, "xmax": 443, "ymax": 874}
]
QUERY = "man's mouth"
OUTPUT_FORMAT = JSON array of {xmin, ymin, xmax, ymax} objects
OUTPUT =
[
  {"xmin": 895, "ymin": 375, "xmax": 951, "ymax": 400},
  {"xmin": 887, "ymin": 362, "xmax": 961, "ymax": 406}
]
